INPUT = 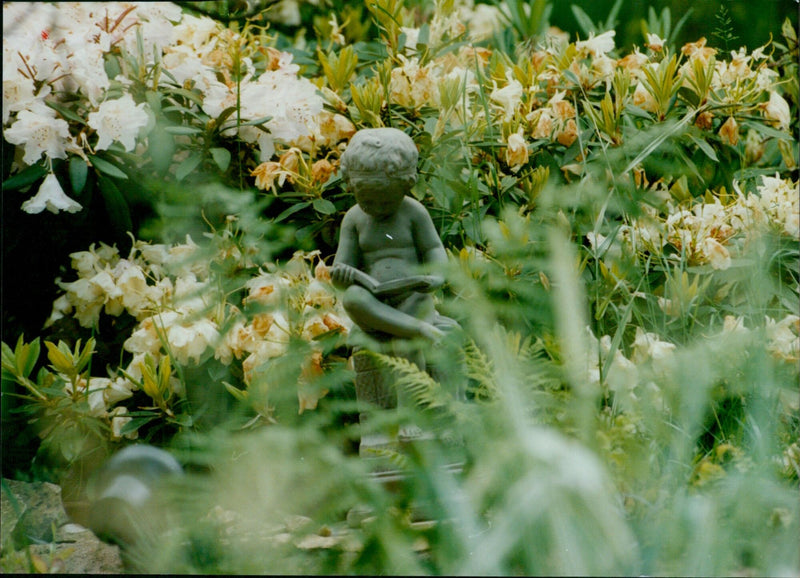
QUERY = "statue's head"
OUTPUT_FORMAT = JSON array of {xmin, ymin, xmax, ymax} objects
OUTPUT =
[{"xmin": 339, "ymin": 128, "xmax": 418, "ymax": 218}]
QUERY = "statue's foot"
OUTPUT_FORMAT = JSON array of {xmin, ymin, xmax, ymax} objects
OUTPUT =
[
  {"xmin": 398, "ymin": 424, "xmax": 435, "ymax": 443},
  {"xmin": 358, "ymin": 433, "xmax": 397, "ymax": 457},
  {"xmin": 418, "ymin": 322, "xmax": 445, "ymax": 343}
]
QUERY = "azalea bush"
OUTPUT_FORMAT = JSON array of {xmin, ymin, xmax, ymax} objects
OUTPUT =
[{"xmin": 2, "ymin": 0, "xmax": 799, "ymax": 575}]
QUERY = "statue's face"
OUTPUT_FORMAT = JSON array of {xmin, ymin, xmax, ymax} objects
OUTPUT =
[{"xmin": 352, "ymin": 178, "xmax": 405, "ymax": 219}]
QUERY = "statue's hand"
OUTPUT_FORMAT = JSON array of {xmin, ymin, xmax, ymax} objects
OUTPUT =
[
  {"xmin": 331, "ymin": 263, "xmax": 357, "ymax": 286},
  {"xmin": 419, "ymin": 275, "xmax": 445, "ymax": 292},
  {"xmin": 331, "ymin": 264, "xmax": 379, "ymax": 292}
]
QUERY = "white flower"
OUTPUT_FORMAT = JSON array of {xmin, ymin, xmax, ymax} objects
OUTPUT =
[
  {"xmin": 305, "ymin": 280, "xmax": 336, "ymax": 309},
  {"xmin": 110, "ymin": 406, "xmax": 138, "ymax": 440},
  {"xmin": 105, "ymin": 376, "xmax": 137, "ymax": 406},
  {"xmin": 766, "ymin": 315, "xmax": 800, "ymax": 362},
  {"xmin": 114, "ymin": 260, "xmax": 152, "ymax": 316},
  {"xmin": 167, "ymin": 318, "xmax": 220, "ymax": 365},
  {"xmin": 762, "ymin": 91, "xmax": 791, "ymax": 132},
  {"xmin": 490, "ymin": 74, "xmax": 523, "ymax": 121},
  {"xmin": 631, "ymin": 327, "xmax": 675, "ymax": 364},
  {"xmin": 464, "ymin": 3, "xmax": 504, "ymax": 41},
  {"xmin": 246, "ymin": 273, "xmax": 289, "ymax": 306},
  {"xmin": 21, "ymin": 172, "xmax": 82, "ymax": 214},
  {"xmin": 4, "ymin": 107, "xmax": 70, "ymax": 164},
  {"xmin": 63, "ymin": 43, "xmax": 110, "ymax": 106},
  {"xmin": 172, "ymin": 12, "xmax": 220, "ymax": 49},
  {"xmin": 401, "ymin": 27, "xmax": 420, "ymax": 50},
  {"xmin": 88, "ymin": 94, "xmax": 149, "ymax": 152},
  {"xmin": 576, "ymin": 30, "xmax": 616, "ymax": 58},
  {"xmin": 125, "ymin": 313, "xmax": 177, "ymax": 356},
  {"xmin": 2, "ymin": 74, "xmax": 37, "ymax": 124},
  {"xmin": 722, "ymin": 315, "xmax": 750, "ymax": 337},
  {"xmin": 703, "ymin": 237, "xmax": 731, "ymax": 270},
  {"xmin": 267, "ymin": 0, "xmax": 302, "ymax": 26},
  {"xmin": 645, "ymin": 33, "xmax": 665, "ymax": 51}
]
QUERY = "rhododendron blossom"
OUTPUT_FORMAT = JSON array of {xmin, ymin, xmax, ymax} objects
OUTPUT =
[
  {"xmin": 88, "ymin": 94, "xmax": 150, "ymax": 152},
  {"xmin": 20, "ymin": 172, "xmax": 82, "ymax": 215},
  {"xmin": 4, "ymin": 107, "xmax": 71, "ymax": 165}
]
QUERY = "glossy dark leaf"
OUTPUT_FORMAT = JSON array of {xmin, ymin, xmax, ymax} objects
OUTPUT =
[{"xmin": 69, "ymin": 157, "xmax": 89, "ymax": 194}]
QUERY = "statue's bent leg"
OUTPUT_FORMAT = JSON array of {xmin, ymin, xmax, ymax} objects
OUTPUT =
[{"xmin": 343, "ymin": 286, "xmax": 440, "ymax": 340}]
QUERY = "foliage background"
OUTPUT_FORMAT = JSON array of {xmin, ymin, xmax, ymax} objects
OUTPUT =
[{"xmin": 2, "ymin": 0, "xmax": 799, "ymax": 575}]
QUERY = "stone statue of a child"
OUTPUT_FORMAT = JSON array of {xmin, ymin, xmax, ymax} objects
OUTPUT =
[
  {"xmin": 331, "ymin": 127, "xmax": 457, "ymax": 348},
  {"xmin": 331, "ymin": 128, "xmax": 458, "ymax": 445}
]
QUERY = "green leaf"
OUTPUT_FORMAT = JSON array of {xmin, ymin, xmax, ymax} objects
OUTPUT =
[
  {"xmin": 21, "ymin": 338, "xmax": 41, "ymax": 380},
  {"xmin": 215, "ymin": 106, "xmax": 239, "ymax": 128},
  {"xmin": 2, "ymin": 164, "xmax": 47, "ymax": 190},
  {"xmin": 223, "ymin": 381, "xmax": 248, "ymax": 401},
  {"xmin": 623, "ymin": 109, "xmax": 695, "ymax": 174},
  {"xmin": 119, "ymin": 416, "xmax": 156, "ymax": 436},
  {"xmin": 69, "ymin": 157, "xmax": 89, "ymax": 194},
  {"xmin": 164, "ymin": 126, "xmax": 203, "ymax": 135},
  {"xmin": 44, "ymin": 100, "xmax": 85, "ymax": 124},
  {"xmin": 687, "ymin": 133, "xmax": 719, "ymax": 162},
  {"xmin": 144, "ymin": 90, "xmax": 162, "ymax": 114},
  {"xmin": 89, "ymin": 155, "xmax": 129, "ymax": 180},
  {"xmin": 148, "ymin": 124, "xmax": 175, "ymax": 175},
  {"xmin": 165, "ymin": 87, "xmax": 204, "ymax": 106},
  {"xmin": 571, "ymin": 5, "xmax": 597, "ymax": 36},
  {"xmin": 238, "ymin": 115, "xmax": 272, "ymax": 127},
  {"xmin": 275, "ymin": 201, "xmax": 312, "ymax": 222},
  {"xmin": 210, "ymin": 147, "xmax": 231, "ymax": 172},
  {"xmin": 740, "ymin": 120, "xmax": 793, "ymax": 142},
  {"xmin": 312, "ymin": 198, "xmax": 337, "ymax": 215},
  {"xmin": 97, "ymin": 175, "xmax": 133, "ymax": 234},
  {"xmin": 562, "ymin": 69, "xmax": 581, "ymax": 86},
  {"xmin": 176, "ymin": 152, "xmax": 203, "ymax": 182}
]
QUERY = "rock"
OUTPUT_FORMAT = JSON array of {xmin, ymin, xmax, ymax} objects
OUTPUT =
[{"xmin": 1, "ymin": 478, "xmax": 123, "ymax": 574}]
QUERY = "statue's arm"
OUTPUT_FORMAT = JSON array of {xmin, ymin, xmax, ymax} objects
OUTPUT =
[
  {"xmin": 409, "ymin": 199, "xmax": 447, "ymax": 290},
  {"xmin": 332, "ymin": 210, "xmax": 380, "ymax": 292}
]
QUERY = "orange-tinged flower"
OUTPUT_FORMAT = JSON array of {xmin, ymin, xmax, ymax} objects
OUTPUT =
[
  {"xmin": 681, "ymin": 37, "xmax": 716, "ymax": 64},
  {"xmin": 617, "ymin": 50, "xmax": 648, "ymax": 73},
  {"xmin": 556, "ymin": 118, "xmax": 578, "ymax": 147},
  {"xmin": 314, "ymin": 260, "xmax": 331, "ymax": 282},
  {"xmin": 718, "ymin": 116, "xmax": 739, "ymax": 146},
  {"xmin": 252, "ymin": 313, "xmax": 274, "ymax": 338},
  {"xmin": 298, "ymin": 350, "xmax": 327, "ymax": 414},
  {"xmin": 279, "ymin": 148, "xmax": 301, "ymax": 173},
  {"xmin": 530, "ymin": 109, "xmax": 553, "ymax": 139},
  {"xmin": 311, "ymin": 158, "xmax": 335, "ymax": 184},
  {"xmin": 505, "ymin": 129, "xmax": 529, "ymax": 172},
  {"xmin": 645, "ymin": 33, "xmax": 665, "ymax": 52},
  {"xmin": 695, "ymin": 111, "xmax": 714, "ymax": 130},
  {"xmin": 251, "ymin": 161, "xmax": 287, "ymax": 191},
  {"xmin": 703, "ymin": 237, "xmax": 731, "ymax": 270}
]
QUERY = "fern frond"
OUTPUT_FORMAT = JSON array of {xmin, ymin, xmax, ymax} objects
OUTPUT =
[
  {"xmin": 367, "ymin": 352, "xmax": 446, "ymax": 410},
  {"xmin": 463, "ymin": 338, "xmax": 498, "ymax": 400},
  {"xmin": 365, "ymin": 446, "xmax": 409, "ymax": 470}
]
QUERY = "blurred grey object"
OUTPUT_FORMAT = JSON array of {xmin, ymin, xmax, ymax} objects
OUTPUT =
[{"xmin": 86, "ymin": 444, "xmax": 183, "ymax": 547}]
